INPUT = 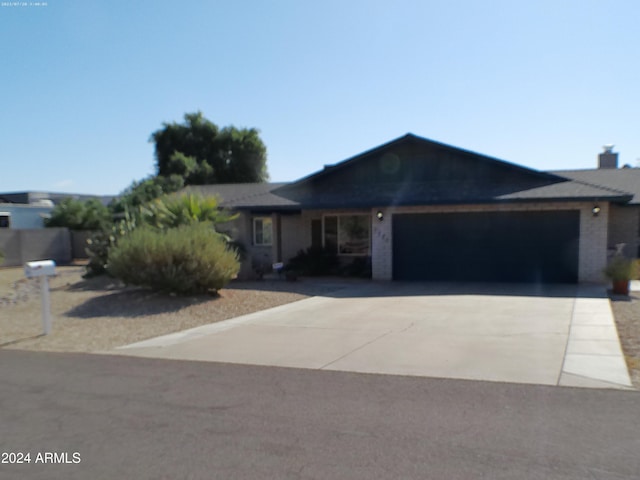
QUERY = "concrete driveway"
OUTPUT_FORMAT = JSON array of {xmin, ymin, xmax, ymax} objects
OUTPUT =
[{"xmin": 112, "ymin": 282, "xmax": 632, "ymax": 389}]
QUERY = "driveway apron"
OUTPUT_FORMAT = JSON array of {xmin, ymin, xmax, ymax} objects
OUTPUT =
[{"xmin": 112, "ymin": 282, "xmax": 632, "ymax": 389}]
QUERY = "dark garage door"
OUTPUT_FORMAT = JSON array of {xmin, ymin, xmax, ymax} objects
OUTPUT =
[{"xmin": 392, "ymin": 211, "xmax": 579, "ymax": 283}]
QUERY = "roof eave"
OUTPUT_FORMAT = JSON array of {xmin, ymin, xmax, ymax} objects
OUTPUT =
[{"xmin": 290, "ymin": 194, "xmax": 634, "ymax": 210}]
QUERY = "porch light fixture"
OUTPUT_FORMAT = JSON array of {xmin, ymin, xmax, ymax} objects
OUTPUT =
[
  {"xmin": 376, "ymin": 211, "xmax": 384, "ymax": 221},
  {"xmin": 592, "ymin": 206, "xmax": 601, "ymax": 217}
]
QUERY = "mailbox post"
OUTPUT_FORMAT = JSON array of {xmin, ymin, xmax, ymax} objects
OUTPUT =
[{"xmin": 24, "ymin": 260, "xmax": 56, "ymax": 335}]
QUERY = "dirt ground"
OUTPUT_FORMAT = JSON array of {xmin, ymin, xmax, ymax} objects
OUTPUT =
[
  {"xmin": 0, "ymin": 266, "xmax": 344, "ymax": 352},
  {"xmin": 609, "ymin": 293, "xmax": 640, "ymax": 389}
]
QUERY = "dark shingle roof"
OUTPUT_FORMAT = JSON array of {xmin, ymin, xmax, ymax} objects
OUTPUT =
[
  {"xmin": 178, "ymin": 146, "xmax": 640, "ymax": 210},
  {"xmin": 496, "ymin": 178, "xmax": 631, "ymax": 202},
  {"xmin": 551, "ymin": 169, "xmax": 640, "ymax": 204},
  {"xmin": 182, "ymin": 178, "xmax": 631, "ymax": 211},
  {"xmin": 183, "ymin": 183, "xmax": 299, "ymax": 210},
  {"xmin": 272, "ymin": 179, "xmax": 630, "ymax": 209}
]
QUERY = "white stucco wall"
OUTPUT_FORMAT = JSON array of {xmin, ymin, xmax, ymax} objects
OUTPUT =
[{"xmin": 0, "ymin": 204, "xmax": 53, "ymax": 229}]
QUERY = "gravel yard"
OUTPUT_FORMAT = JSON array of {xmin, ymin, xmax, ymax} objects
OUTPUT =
[
  {"xmin": 0, "ymin": 266, "xmax": 347, "ymax": 353},
  {"xmin": 610, "ymin": 293, "xmax": 640, "ymax": 389}
]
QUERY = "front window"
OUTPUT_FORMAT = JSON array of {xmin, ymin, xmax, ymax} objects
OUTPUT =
[
  {"xmin": 253, "ymin": 217, "xmax": 272, "ymax": 246},
  {"xmin": 323, "ymin": 215, "xmax": 370, "ymax": 255}
]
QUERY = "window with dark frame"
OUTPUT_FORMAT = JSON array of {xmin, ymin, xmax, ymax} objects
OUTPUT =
[
  {"xmin": 253, "ymin": 217, "xmax": 272, "ymax": 246},
  {"xmin": 323, "ymin": 214, "xmax": 370, "ymax": 255}
]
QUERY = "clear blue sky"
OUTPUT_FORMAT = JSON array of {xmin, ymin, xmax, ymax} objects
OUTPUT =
[{"xmin": 1, "ymin": 0, "xmax": 638, "ymax": 195}]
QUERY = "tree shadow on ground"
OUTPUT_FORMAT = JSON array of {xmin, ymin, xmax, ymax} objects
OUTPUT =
[{"xmin": 64, "ymin": 289, "xmax": 216, "ymax": 319}]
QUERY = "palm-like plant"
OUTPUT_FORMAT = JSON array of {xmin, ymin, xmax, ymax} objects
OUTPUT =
[{"xmin": 139, "ymin": 193, "xmax": 237, "ymax": 230}]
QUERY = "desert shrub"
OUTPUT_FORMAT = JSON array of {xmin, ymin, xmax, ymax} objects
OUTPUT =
[
  {"xmin": 85, "ymin": 230, "xmax": 111, "ymax": 276},
  {"xmin": 85, "ymin": 195, "xmax": 239, "ymax": 278},
  {"xmin": 107, "ymin": 223, "xmax": 239, "ymax": 294},
  {"xmin": 85, "ymin": 210, "xmax": 138, "ymax": 277},
  {"xmin": 285, "ymin": 246, "xmax": 339, "ymax": 276}
]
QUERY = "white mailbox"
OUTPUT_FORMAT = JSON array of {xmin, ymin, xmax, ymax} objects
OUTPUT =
[
  {"xmin": 24, "ymin": 260, "xmax": 56, "ymax": 335},
  {"xmin": 25, "ymin": 260, "xmax": 56, "ymax": 278}
]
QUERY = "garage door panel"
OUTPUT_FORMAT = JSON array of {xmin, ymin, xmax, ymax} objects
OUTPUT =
[{"xmin": 392, "ymin": 211, "xmax": 579, "ymax": 283}]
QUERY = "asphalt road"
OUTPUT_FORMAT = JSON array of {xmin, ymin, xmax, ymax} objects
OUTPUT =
[{"xmin": 0, "ymin": 350, "xmax": 638, "ymax": 480}]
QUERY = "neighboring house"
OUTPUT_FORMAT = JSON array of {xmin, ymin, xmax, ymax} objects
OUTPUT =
[
  {"xmin": 0, "ymin": 190, "xmax": 112, "ymax": 265},
  {"xmin": 0, "ymin": 204, "xmax": 54, "ymax": 229},
  {"xmin": 187, "ymin": 134, "xmax": 638, "ymax": 284},
  {"xmin": 0, "ymin": 190, "xmax": 115, "ymax": 231},
  {"xmin": 0, "ymin": 191, "xmax": 115, "ymax": 206},
  {"xmin": 0, "ymin": 203, "xmax": 72, "ymax": 266}
]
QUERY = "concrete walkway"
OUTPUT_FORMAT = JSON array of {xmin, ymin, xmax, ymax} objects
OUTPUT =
[
  {"xmin": 111, "ymin": 282, "xmax": 633, "ymax": 390},
  {"xmin": 560, "ymin": 286, "xmax": 633, "ymax": 388}
]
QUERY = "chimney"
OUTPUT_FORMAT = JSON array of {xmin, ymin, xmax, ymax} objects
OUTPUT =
[{"xmin": 598, "ymin": 145, "xmax": 618, "ymax": 169}]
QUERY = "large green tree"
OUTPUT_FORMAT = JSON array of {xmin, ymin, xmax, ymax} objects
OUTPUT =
[
  {"xmin": 45, "ymin": 198, "xmax": 111, "ymax": 230},
  {"xmin": 151, "ymin": 112, "xmax": 269, "ymax": 185},
  {"xmin": 109, "ymin": 174, "xmax": 185, "ymax": 214}
]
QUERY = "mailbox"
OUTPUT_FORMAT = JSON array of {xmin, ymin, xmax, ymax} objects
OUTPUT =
[
  {"xmin": 25, "ymin": 260, "xmax": 56, "ymax": 278},
  {"xmin": 24, "ymin": 260, "xmax": 56, "ymax": 335}
]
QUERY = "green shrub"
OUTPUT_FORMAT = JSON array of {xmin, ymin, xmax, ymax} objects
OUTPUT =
[
  {"xmin": 85, "ymin": 230, "xmax": 111, "ymax": 277},
  {"xmin": 85, "ymin": 210, "xmax": 138, "ymax": 277},
  {"xmin": 107, "ymin": 224, "xmax": 239, "ymax": 294},
  {"xmin": 138, "ymin": 193, "xmax": 236, "ymax": 230},
  {"xmin": 85, "ymin": 195, "xmax": 239, "ymax": 278},
  {"xmin": 109, "ymin": 174, "xmax": 185, "ymax": 214},
  {"xmin": 45, "ymin": 198, "xmax": 111, "ymax": 230},
  {"xmin": 603, "ymin": 256, "xmax": 638, "ymax": 281},
  {"xmin": 340, "ymin": 257, "xmax": 372, "ymax": 278},
  {"xmin": 285, "ymin": 246, "xmax": 339, "ymax": 276},
  {"xmin": 0, "ymin": 249, "xmax": 4, "ymax": 266}
]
